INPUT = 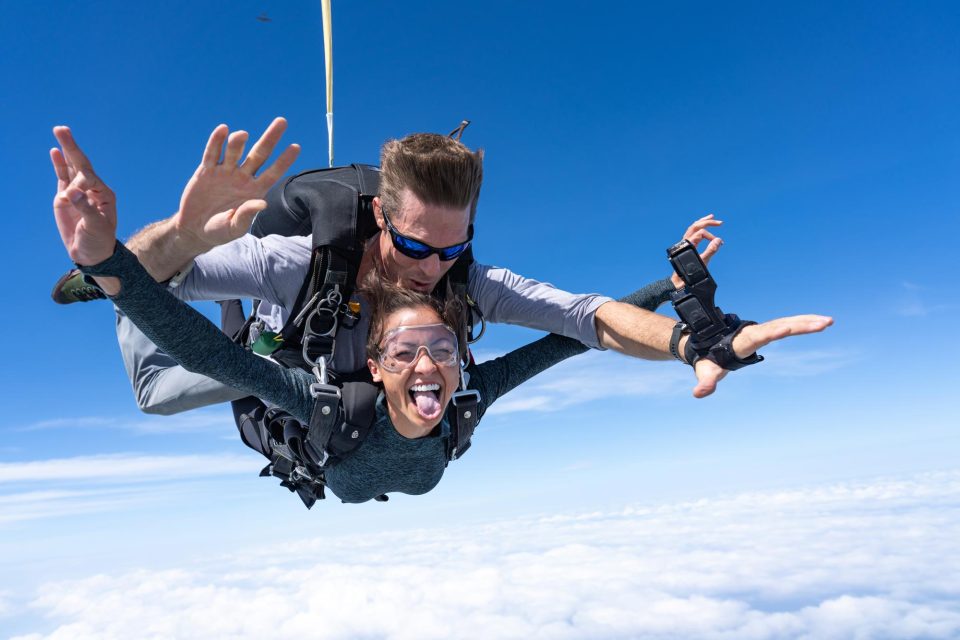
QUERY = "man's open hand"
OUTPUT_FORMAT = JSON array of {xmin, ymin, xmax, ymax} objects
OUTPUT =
[
  {"xmin": 173, "ymin": 117, "xmax": 300, "ymax": 251},
  {"xmin": 691, "ymin": 314, "xmax": 834, "ymax": 398}
]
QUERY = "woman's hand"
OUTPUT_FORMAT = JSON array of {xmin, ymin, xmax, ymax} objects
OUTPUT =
[{"xmin": 50, "ymin": 126, "xmax": 118, "ymax": 266}]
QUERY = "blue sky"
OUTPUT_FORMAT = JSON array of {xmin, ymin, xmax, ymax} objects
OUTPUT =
[{"xmin": 3, "ymin": 1, "xmax": 960, "ymax": 637}]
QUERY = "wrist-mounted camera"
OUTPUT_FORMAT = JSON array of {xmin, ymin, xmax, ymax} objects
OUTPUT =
[{"xmin": 667, "ymin": 239, "xmax": 763, "ymax": 371}]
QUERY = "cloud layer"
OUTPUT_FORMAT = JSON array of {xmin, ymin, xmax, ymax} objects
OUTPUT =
[{"xmin": 10, "ymin": 471, "xmax": 960, "ymax": 639}]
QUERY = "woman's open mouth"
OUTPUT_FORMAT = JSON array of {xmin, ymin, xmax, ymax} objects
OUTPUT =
[{"xmin": 409, "ymin": 382, "xmax": 443, "ymax": 420}]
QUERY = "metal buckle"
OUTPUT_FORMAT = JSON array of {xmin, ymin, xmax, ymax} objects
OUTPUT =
[
  {"xmin": 301, "ymin": 285, "xmax": 342, "ymax": 368},
  {"xmin": 305, "ymin": 306, "xmax": 339, "ymax": 338},
  {"xmin": 465, "ymin": 294, "xmax": 485, "ymax": 344},
  {"xmin": 309, "ymin": 381, "xmax": 341, "ymax": 400},
  {"xmin": 303, "ymin": 320, "xmax": 338, "ymax": 369},
  {"xmin": 451, "ymin": 389, "xmax": 480, "ymax": 407},
  {"xmin": 468, "ymin": 313, "xmax": 486, "ymax": 344},
  {"xmin": 290, "ymin": 464, "xmax": 317, "ymax": 484}
]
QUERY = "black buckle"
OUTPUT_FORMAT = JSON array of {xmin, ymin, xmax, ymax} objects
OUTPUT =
[{"xmin": 260, "ymin": 459, "xmax": 327, "ymax": 509}]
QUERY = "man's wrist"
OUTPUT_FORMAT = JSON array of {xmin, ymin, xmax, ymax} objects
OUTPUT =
[
  {"xmin": 126, "ymin": 215, "xmax": 209, "ymax": 282},
  {"xmin": 169, "ymin": 213, "xmax": 216, "ymax": 254}
]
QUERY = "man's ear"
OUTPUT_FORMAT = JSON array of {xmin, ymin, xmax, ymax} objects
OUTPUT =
[
  {"xmin": 368, "ymin": 358, "xmax": 383, "ymax": 383},
  {"xmin": 372, "ymin": 197, "xmax": 386, "ymax": 230}
]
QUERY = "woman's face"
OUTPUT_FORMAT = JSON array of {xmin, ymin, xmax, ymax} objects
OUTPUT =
[{"xmin": 367, "ymin": 305, "xmax": 461, "ymax": 439}]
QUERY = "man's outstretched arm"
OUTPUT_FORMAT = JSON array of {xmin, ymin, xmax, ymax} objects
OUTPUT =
[
  {"xmin": 596, "ymin": 302, "xmax": 832, "ymax": 397},
  {"xmin": 592, "ymin": 214, "xmax": 833, "ymax": 397},
  {"xmin": 594, "ymin": 301, "xmax": 677, "ymax": 360},
  {"xmin": 594, "ymin": 214, "xmax": 723, "ymax": 360},
  {"xmin": 124, "ymin": 117, "xmax": 300, "ymax": 281}
]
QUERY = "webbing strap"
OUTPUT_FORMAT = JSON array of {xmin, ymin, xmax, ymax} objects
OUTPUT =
[
  {"xmin": 259, "ymin": 442, "xmax": 327, "ymax": 509},
  {"xmin": 449, "ymin": 390, "xmax": 480, "ymax": 461},
  {"xmin": 305, "ymin": 384, "xmax": 342, "ymax": 468},
  {"xmin": 326, "ymin": 382, "xmax": 379, "ymax": 456}
]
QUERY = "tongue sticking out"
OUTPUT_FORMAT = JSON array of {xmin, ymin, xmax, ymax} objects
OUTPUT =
[{"xmin": 412, "ymin": 391, "xmax": 442, "ymax": 419}]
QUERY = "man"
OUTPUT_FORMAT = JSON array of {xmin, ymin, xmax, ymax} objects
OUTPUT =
[{"xmin": 51, "ymin": 118, "xmax": 822, "ymax": 418}]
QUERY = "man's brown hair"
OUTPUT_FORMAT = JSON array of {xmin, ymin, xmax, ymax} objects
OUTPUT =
[{"xmin": 379, "ymin": 133, "xmax": 484, "ymax": 223}]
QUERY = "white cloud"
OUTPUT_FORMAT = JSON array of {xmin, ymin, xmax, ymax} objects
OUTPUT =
[
  {"xmin": 0, "ymin": 454, "xmax": 258, "ymax": 524},
  {"xmin": 0, "ymin": 589, "xmax": 11, "ymax": 617},
  {"xmin": 0, "ymin": 453, "xmax": 256, "ymax": 524},
  {"xmin": 478, "ymin": 339, "xmax": 852, "ymax": 417},
  {"xmin": 755, "ymin": 346, "xmax": 858, "ymax": 376},
  {"xmin": 11, "ymin": 470, "xmax": 960, "ymax": 639},
  {"xmin": 0, "ymin": 488, "xmax": 159, "ymax": 525},
  {"xmin": 18, "ymin": 408, "xmax": 235, "ymax": 435},
  {"xmin": 486, "ymin": 350, "xmax": 690, "ymax": 416},
  {"xmin": 0, "ymin": 453, "xmax": 252, "ymax": 485},
  {"xmin": 895, "ymin": 281, "xmax": 956, "ymax": 317}
]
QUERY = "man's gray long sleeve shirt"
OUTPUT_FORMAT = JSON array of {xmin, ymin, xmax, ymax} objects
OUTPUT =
[{"xmin": 173, "ymin": 234, "xmax": 614, "ymax": 373}]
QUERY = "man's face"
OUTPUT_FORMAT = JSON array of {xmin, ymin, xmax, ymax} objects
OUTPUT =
[{"xmin": 374, "ymin": 188, "xmax": 471, "ymax": 293}]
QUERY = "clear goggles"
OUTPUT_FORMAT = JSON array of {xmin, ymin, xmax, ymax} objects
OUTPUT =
[{"xmin": 376, "ymin": 323, "xmax": 460, "ymax": 373}]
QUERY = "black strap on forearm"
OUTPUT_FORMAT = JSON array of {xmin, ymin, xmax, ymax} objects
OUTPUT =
[
  {"xmin": 667, "ymin": 240, "xmax": 763, "ymax": 371},
  {"xmin": 682, "ymin": 314, "xmax": 763, "ymax": 371}
]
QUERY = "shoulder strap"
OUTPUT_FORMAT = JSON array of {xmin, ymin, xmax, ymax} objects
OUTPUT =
[
  {"xmin": 431, "ymin": 243, "xmax": 483, "ymax": 462},
  {"xmin": 263, "ymin": 165, "xmax": 380, "ymax": 372},
  {"xmin": 305, "ymin": 379, "xmax": 379, "ymax": 467}
]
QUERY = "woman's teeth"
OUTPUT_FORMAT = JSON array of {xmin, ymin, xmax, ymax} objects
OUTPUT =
[{"xmin": 409, "ymin": 383, "xmax": 440, "ymax": 397}]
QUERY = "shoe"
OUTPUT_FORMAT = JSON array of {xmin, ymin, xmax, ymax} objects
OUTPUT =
[{"xmin": 51, "ymin": 268, "xmax": 107, "ymax": 304}]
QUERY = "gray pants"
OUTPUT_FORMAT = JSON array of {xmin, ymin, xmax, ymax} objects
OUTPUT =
[{"xmin": 116, "ymin": 308, "xmax": 247, "ymax": 415}]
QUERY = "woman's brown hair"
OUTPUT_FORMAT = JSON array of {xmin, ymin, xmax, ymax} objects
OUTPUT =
[{"xmin": 360, "ymin": 270, "xmax": 463, "ymax": 362}]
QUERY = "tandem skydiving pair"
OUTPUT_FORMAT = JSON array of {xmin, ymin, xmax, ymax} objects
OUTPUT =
[{"xmin": 49, "ymin": 119, "xmax": 833, "ymax": 506}]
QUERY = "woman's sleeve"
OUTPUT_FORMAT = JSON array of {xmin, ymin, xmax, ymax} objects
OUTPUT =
[
  {"xmin": 81, "ymin": 242, "xmax": 314, "ymax": 423},
  {"xmin": 467, "ymin": 278, "xmax": 676, "ymax": 416}
]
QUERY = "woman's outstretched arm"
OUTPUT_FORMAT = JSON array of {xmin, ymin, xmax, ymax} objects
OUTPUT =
[
  {"xmin": 50, "ymin": 126, "xmax": 314, "ymax": 424},
  {"xmin": 466, "ymin": 278, "xmax": 676, "ymax": 417}
]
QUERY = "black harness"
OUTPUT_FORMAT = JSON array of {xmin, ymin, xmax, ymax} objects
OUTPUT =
[{"xmin": 222, "ymin": 164, "xmax": 481, "ymax": 507}]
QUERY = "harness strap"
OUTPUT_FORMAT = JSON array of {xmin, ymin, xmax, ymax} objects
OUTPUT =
[
  {"xmin": 257, "ymin": 436, "xmax": 327, "ymax": 509},
  {"xmin": 305, "ymin": 383, "xmax": 342, "ymax": 468},
  {"xmin": 448, "ymin": 390, "xmax": 480, "ymax": 461},
  {"xmin": 235, "ymin": 400, "xmax": 271, "ymax": 458},
  {"xmin": 328, "ymin": 382, "xmax": 379, "ymax": 455}
]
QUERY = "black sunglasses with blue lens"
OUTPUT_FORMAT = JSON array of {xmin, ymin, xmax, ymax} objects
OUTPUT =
[{"xmin": 381, "ymin": 207, "xmax": 473, "ymax": 261}]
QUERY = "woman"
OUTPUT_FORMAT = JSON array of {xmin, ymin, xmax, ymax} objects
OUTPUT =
[
  {"xmin": 51, "ymin": 128, "xmax": 831, "ymax": 503},
  {"xmin": 69, "ymin": 240, "xmax": 678, "ymax": 504}
]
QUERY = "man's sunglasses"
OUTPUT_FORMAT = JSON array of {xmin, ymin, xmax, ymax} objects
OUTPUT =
[{"xmin": 381, "ymin": 207, "xmax": 472, "ymax": 261}]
